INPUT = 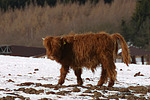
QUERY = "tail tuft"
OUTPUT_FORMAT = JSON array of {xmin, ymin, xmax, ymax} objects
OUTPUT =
[{"xmin": 111, "ymin": 33, "xmax": 131, "ymax": 66}]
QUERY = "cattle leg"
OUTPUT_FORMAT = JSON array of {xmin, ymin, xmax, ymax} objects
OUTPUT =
[
  {"xmin": 74, "ymin": 68, "xmax": 83, "ymax": 86},
  {"xmin": 58, "ymin": 66, "xmax": 69, "ymax": 85},
  {"xmin": 100, "ymin": 54, "xmax": 117, "ymax": 87},
  {"xmin": 97, "ymin": 67, "xmax": 108, "ymax": 86},
  {"xmin": 107, "ymin": 61, "xmax": 117, "ymax": 87},
  {"xmin": 97, "ymin": 52, "xmax": 117, "ymax": 87}
]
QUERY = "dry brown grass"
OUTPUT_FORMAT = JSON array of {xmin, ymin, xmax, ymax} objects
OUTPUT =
[{"xmin": 0, "ymin": 0, "xmax": 136, "ymax": 47}]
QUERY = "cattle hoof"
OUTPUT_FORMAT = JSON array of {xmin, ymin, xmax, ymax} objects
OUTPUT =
[
  {"xmin": 97, "ymin": 83, "xmax": 103, "ymax": 87},
  {"xmin": 77, "ymin": 82, "xmax": 83, "ymax": 86},
  {"xmin": 54, "ymin": 85, "xmax": 61, "ymax": 90},
  {"xmin": 77, "ymin": 84, "xmax": 82, "ymax": 86},
  {"xmin": 58, "ymin": 80, "xmax": 65, "ymax": 85},
  {"xmin": 77, "ymin": 80, "xmax": 83, "ymax": 86},
  {"xmin": 108, "ymin": 82, "xmax": 114, "ymax": 87},
  {"xmin": 56, "ymin": 83, "xmax": 62, "ymax": 86}
]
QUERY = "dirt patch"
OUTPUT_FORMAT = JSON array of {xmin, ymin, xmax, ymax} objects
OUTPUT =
[
  {"xmin": 134, "ymin": 72, "xmax": 144, "ymax": 77},
  {"xmin": 128, "ymin": 86, "xmax": 148, "ymax": 94},
  {"xmin": 1, "ymin": 95, "xmax": 30, "ymax": 100},
  {"xmin": 15, "ymin": 88, "xmax": 44, "ymax": 94},
  {"xmin": 0, "ymin": 82, "xmax": 150, "ymax": 99},
  {"xmin": 72, "ymin": 87, "xmax": 81, "ymax": 92}
]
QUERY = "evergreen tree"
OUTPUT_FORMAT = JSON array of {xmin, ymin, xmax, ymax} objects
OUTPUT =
[
  {"xmin": 132, "ymin": 0, "xmax": 150, "ymax": 33},
  {"xmin": 104, "ymin": 0, "xmax": 114, "ymax": 4},
  {"xmin": 121, "ymin": 19, "xmax": 130, "ymax": 42},
  {"xmin": 129, "ymin": 0, "xmax": 150, "ymax": 50}
]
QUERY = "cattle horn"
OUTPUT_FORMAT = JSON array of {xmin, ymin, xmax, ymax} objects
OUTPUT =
[{"xmin": 42, "ymin": 38, "xmax": 45, "ymax": 40}]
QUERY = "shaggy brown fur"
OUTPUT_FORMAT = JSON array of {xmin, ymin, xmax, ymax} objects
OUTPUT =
[{"xmin": 43, "ymin": 32, "xmax": 131, "ymax": 87}]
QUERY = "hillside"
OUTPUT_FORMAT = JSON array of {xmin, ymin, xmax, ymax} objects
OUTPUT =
[{"xmin": 0, "ymin": 0, "xmax": 136, "ymax": 47}]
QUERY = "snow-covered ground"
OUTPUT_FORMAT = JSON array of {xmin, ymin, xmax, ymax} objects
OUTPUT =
[{"xmin": 0, "ymin": 55, "xmax": 150, "ymax": 99}]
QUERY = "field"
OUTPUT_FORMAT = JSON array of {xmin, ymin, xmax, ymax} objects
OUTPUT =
[{"xmin": 0, "ymin": 55, "xmax": 150, "ymax": 99}]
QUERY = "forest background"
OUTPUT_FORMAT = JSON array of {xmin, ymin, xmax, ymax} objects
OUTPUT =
[{"xmin": 0, "ymin": 0, "xmax": 149, "ymax": 51}]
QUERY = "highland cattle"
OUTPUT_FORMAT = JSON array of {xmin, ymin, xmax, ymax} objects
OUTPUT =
[{"xmin": 43, "ymin": 32, "xmax": 130, "ymax": 87}]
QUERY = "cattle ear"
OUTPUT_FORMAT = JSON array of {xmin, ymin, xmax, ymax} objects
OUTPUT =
[
  {"xmin": 43, "ymin": 37, "xmax": 52, "ymax": 51},
  {"xmin": 63, "ymin": 41, "xmax": 67, "ymax": 45},
  {"xmin": 60, "ymin": 38, "xmax": 67, "ymax": 46}
]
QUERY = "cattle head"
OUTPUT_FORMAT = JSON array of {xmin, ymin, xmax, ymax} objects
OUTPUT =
[{"xmin": 43, "ymin": 36, "xmax": 63, "ymax": 61}]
